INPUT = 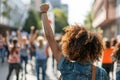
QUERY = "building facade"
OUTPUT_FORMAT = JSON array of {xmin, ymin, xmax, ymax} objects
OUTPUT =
[
  {"xmin": 48, "ymin": 0, "xmax": 68, "ymax": 19},
  {"xmin": 92, "ymin": 0, "xmax": 120, "ymax": 39},
  {"xmin": 0, "ymin": 0, "xmax": 28, "ymax": 34},
  {"xmin": 31, "ymin": 0, "xmax": 42, "ymax": 12},
  {"xmin": 49, "ymin": 0, "xmax": 61, "ymax": 8}
]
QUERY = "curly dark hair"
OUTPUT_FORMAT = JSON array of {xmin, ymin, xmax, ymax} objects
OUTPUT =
[{"xmin": 61, "ymin": 25, "xmax": 104, "ymax": 63}]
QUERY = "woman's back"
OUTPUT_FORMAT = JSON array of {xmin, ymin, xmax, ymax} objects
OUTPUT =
[
  {"xmin": 8, "ymin": 47, "xmax": 20, "ymax": 63},
  {"xmin": 35, "ymin": 41, "xmax": 47, "ymax": 59},
  {"xmin": 58, "ymin": 56, "xmax": 109, "ymax": 80}
]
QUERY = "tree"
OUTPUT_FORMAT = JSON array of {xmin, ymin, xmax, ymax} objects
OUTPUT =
[
  {"xmin": 84, "ymin": 11, "xmax": 93, "ymax": 31},
  {"xmin": 53, "ymin": 8, "xmax": 68, "ymax": 33},
  {"xmin": 23, "ymin": 9, "xmax": 42, "ymax": 33},
  {"xmin": 84, "ymin": 11, "xmax": 103, "ymax": 34},
  {"xmin": 2, "ymin": 0, "xmax": 11, "ymax": 19}
]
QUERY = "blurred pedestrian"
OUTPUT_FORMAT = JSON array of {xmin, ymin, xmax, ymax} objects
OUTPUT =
[
  {"xmin": 35, "ymin": 36, "xmax": 47, "ymax": 80},
  {"xmin": 40, "ymin": 4, "xmax": 109, "ymax": 80},
  {"xmin": 102, "ymin": 40, "xmax": 114, "ymax": 79},
  {"xmin": 16, "ymin": 30, "xmax": 29, "ymax": 75},
  {"xmin": 0, "ymin": 34, "xmax": 5, "ymax": 64},
  {"xmin": 6, "ymin": 31, "xmax": 21, "ymax": 80},
  {"xmin": 111, "ymin": 38, "xmax": 118, "ymax": 79},
  {"xmin": 111, "ymin": 38, "xmax": 118, "ymax": 49},
  {"xmin": 29, "ymin": 26, "xmax": 36, "ymax": 72},
  {"xmin": 112, "ymin": 42, "xmax": 120, "ymax": 80},
  {"xmin": 30, "ymin": 27, "xmax": 48, "ymax": 80},
  {"xmin": 20, "ymin": 36, "xmax": 29, "ymax": 74}
]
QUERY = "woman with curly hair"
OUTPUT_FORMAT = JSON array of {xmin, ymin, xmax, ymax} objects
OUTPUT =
[{"xmin": 40, "ymin": 4, "xmax": 109, "ymax": 80}]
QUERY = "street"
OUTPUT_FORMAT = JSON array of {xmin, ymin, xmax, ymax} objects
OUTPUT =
[
  {"xmin": 0, "ymin": 54, "xmax": 117, "ymax": 80},
  {"xmin": 0, "ymin": 54, "xmax": 59, "ymax": 80}
]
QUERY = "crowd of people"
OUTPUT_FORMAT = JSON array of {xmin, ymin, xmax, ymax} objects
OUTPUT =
[
  {"xmin": 0, "ymin": 26, "xmax": 58, "ymax": 80},
  {"xmin": 0, "ymin": 3, "xmax": 120, "ymax": 80}
]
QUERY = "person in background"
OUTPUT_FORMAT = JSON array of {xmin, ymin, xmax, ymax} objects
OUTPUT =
[
  {"xmin": 6, "ymin": 31, "xmax": 21, "ymax": 80},
  {"xmin": 40, "ymin": 4, "xmax": 109, "ymax": 80},
  {"xmin": 29, "ymin": 26, "xmax": 36, "ymax": 72},
  {"xmin": 111, "ymin": 38, "xmax": 118, "ymax": 79},
  {"xmin": 111, "ymin": 38, "xmax": 118, "ymax": 49},
  {"xmin": 0, "ymin": 34, "xmax": 5, "ymax": 64},
  {"xmin": 16, "ymin": 30, "xmax": 29, "ymax": 75},
  {"xmin": 20, "ymin": 36, "xmax": 29, "ymax": 74},
  {"xmin": 30, "ymin": 27, "xmax": 47, "ymax": 80},
  {"xmin": 35, "ymin": 36, "xmax": 47, "ymax": 80},
  {"xmin": 102, "ymin": 40, "xmax": 114, "ymax": 79},
  {"xmin": 112, "ymin": 42, "xmax": 120, "ymax": 80},
  {"xmin": 4, "ymin": 39, "xmax": 11, "ymax": 59}
]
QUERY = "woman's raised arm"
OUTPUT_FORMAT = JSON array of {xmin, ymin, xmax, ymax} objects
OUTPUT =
[{"xmin": 40, "ymin": 4, "xmax": 62, "ymax": 62}]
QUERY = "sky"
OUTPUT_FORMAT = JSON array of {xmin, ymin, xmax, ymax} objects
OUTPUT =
[
  {"xmin": 61, "ymin": 0, "xmax": 94, "ymax": 25},
  {"xmin": 22, "ymin": 0, "xmax": 31, "ymax": 4},
  {"xmin": 22, "ymin": 0, "xmax": 94, "ymax": 25}
]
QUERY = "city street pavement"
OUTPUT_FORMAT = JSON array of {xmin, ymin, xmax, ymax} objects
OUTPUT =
[
  {"xmin": 0, "ymin": 54, "xmax": 60, "ymax": 80},
  {"xmin": 0, "ymin": 55, "xmax": 117, "ymax": 80}
]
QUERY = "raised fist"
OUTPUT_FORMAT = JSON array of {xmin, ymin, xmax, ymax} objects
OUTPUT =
[
  {"xmin": 35, "ymin": 30, "xmax": 40, "ymax": 34},
  {"xmin": 40, "ymin": 4, "xmax": 49, "ymax": 13},
  {"xmin": 31, "ymin": 26, "xmax": 35, "ymax": 30},
  {"xmin": 17, "ymin": 30, "xmax": 21, "ymax": 35},
  {"xmin": 6, "ymin": 31, "xmax": 9, "ymax": 36}
]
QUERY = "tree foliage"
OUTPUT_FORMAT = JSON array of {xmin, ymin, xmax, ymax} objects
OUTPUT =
[
  {"xmin": 84, "ymin": 11, "xmax": 103, "ymax": 34},
  {"xmin": 84, "ymin": 11, "xmax": 93, "ymax": 30},
  {"xmin": 2, "ymin": 0, "xmax": 11, "ymax": 19},
  {"xmin": 23, "ymin": 9, "xmax": 42, "ymax": 33},
  {"xmin": 53, "ymin": 8, "xmax": 68, "ymax": 33}
]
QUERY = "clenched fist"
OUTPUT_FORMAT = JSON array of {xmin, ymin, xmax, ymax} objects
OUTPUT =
[
  {"xmin": 40, "ymin": 4, "xmax": 49, "ymax": 13},
  {"xmin": 30, "ymin": 26, "xmax": 35, "ymax": 30}
]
